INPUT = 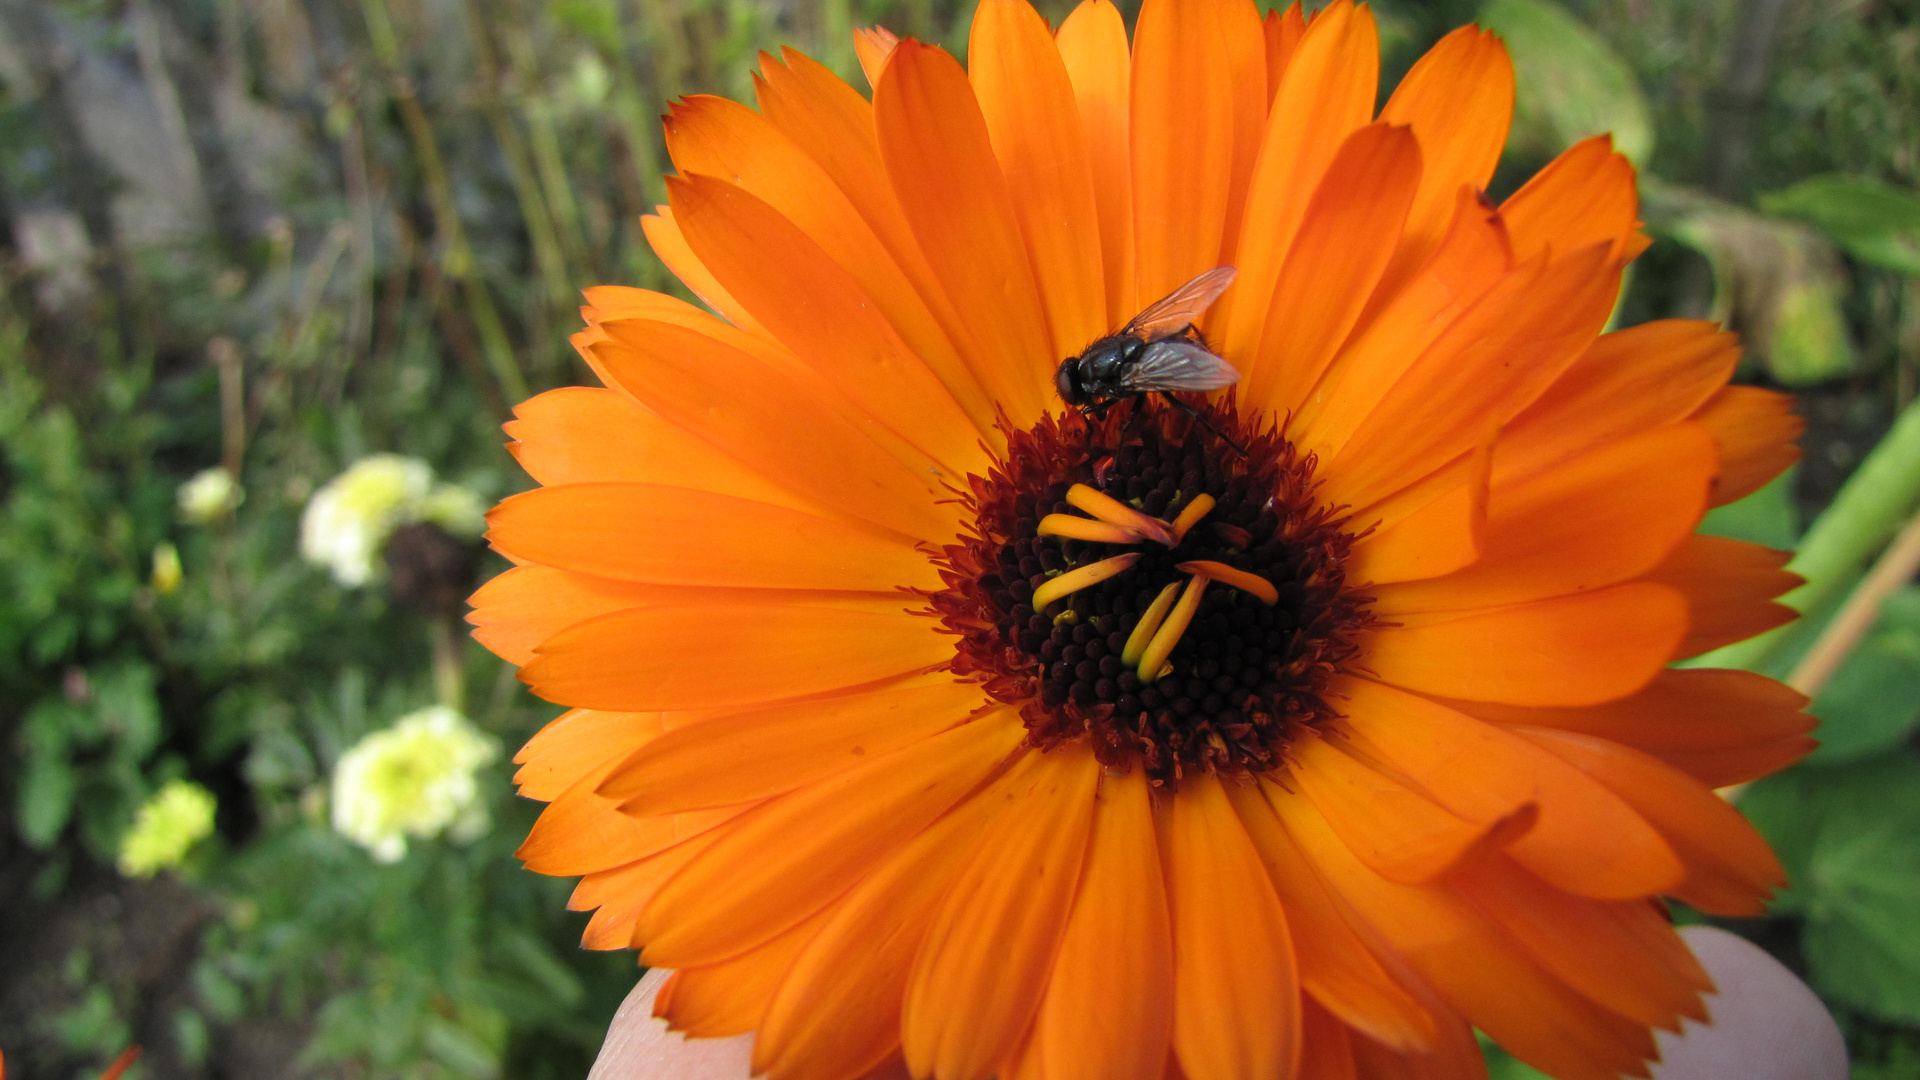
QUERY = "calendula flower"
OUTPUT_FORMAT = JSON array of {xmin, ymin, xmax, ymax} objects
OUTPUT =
[
  {"xmin": 118, "ymin": 780, "xmax": 216, "ymax": 877},
  {"xmin": 330, "ymin": 705, "xmax": 498, "ymax": 863},
  {"xmin": 474, "ymin": 2, "xmax": 1813, "ymax": 1078},
  {"xmin": 178, "ymin": 466, "xmax": 242, "ymax": 523},
  {"xmin": 301, "ymin": 455, "xmax": 485, "ymax": 586}
]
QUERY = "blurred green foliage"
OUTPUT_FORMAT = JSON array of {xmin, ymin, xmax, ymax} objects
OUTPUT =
[{"xmin": 0, "ymin": 0, "xmax": 1917, "ymax": 1076}]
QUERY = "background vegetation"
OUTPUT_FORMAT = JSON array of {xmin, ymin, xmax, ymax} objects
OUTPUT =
[{"xmin": 0, "ymin": 0, "xmax": 1916, "ymax": 1076}]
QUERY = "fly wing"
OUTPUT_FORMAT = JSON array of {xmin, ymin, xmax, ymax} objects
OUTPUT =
[
  {"xmin": 1118, "ymin": 341, "xmax": 1242, "ymax": 392},
  {"xmin": 1120, "ymin": 266, "xmax": 1239, "ymax": 342}
]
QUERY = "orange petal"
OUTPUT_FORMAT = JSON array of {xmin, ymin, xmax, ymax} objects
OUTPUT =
[
  {"xmin": 1272, "ymin": 789, "xmax": 1659, "ymax": 1080},
  {"xmin": 874, "ymin": 40, "xmax": 1055, "ymax": 430},
  {"xmin": 1215, "ymin": 0, "xmax": 1378, "ymax": 363},
  {"xmin": 854, "ymin": 25, "xmax": 900, "ymax": 89},
  {"xmin": 667, "ymin": 173, "xmax": 985, "ymax": 474},
  {"xmin": 753, "ymin": 759, "xmax": 1009, "ymax": 1080},
  {"xmin": 970, "ymin": 0, "xmax": 1108, "ymax": 358},
  {"xmin": 1130, "ymin": 0, "xmax": 1252, "ymax": 306},
  {"xmin": 468, "ymin": 564, "xmax": 669, "ymax": 666},
  {"xmin": 1226, "ymin": 781, "xmax": 1439, "ymax": 1052},
  {"xmin": 1212, "ymin": 0, "xmax": 1272, "ymax": 269},
  {"xmin": 1372, "ymin": 27, "xmax": 1514, "ymax": 302},
  {"xmin": 1641, "ymin": 534, "xmax": 1801, "ymax": 658},
  {"xmin": 635, "ymin": 713, "xmax": 1024, "ymax": 966},
  {"xmin": 1025, "ymin": 769, "xmax": 1174, "ymax": 1080},
  {"xmin": 1364, "ymin": 583, "xmax": 1687, "ymax": 707},
  {"xmin": 1260, "ymin": 4, "xmax": 1308, "ymax": 105},
  {"xmin": 1291, "ymin": 186, "xmax": 1512, "ymax": 454},
  {"xmin": 655, "ymin": 904, "xmax": 832, "ymax": 1038},
  {"xmin": 1290, "ymin": 732, "xmax": 1508, "ymax": 884},
  {"xmin": 520, "ymin": 763, "xmax": 751, "ymax": 877},
  {"xmin": 1165, "ymin": 773, "xmax": 1301, "ymax": 1080},
  {"xmin": 1500, "ymin": 136, "xmax": 1643, "ymax": 263},
  {"xmin": 520, "ymin": 600, "xmax": 950, "ymax": 712},
  {"xmin": 640, "ymin": 207, "xmax": 772, "ymax": 339},
  {"xmin": 1513, "ymin": 726, "xmax": 1790, "ymax": 916},
  {"xmin": 513, "ymin": 707, "xmax": 662, "ymax": 802},
  {"xmin": 1689, "ymin": 385, "xmax": 1804, "ymax": 505},
  {"xmin": 486, "ymin": 482, "xmax": 933, "ymax": 592},
  {"xmin": 1344, "ymin": 416, "xmax": 1494, "ymax": 587},
  {"xmin": 754, "ymin": 49, "xmax": 1004, "ymax": 429},
  {"xmin": 600, "ymin": 672, "xmax": 984, "ymax": 815},
  {"xmin": 664, "ymin": 96, "xmax": 998, "ymax": 436},
  {"xmin": 1248, "ymin": 123, "xmax": 1424, "ymax": 417},
  {"xmin": 1457, "ymin": 856, "xmax": 1711, "ymax": 1031},
  {"xmin": 1325, "ymin": 243, "xmax": 1620, "ymax": 510},
  {"xmin": 1372, "ymin": 424, "xmax": 1717, "ymax": 613},
  {"xmin": 587, "ymin": 317, "xmax": 959, "ymax": 542},
  {"xmin": 1297, "ymin": 996, "xmax": 1359, "ymax": 1080},
  {"xmin": 1495, "ymin": 319, "xmax": 1738, "ymax": 488},
  {"xmin": 1658, "ymin": 737, "xmax": 1819, "ymax": 790},
  {"xmin": 507, "ymin": 388, "xmax": 814, "ymax": 515},
  {"xmin": 1056, "ymin": 0, "xmax": 1137, "ymax": 326},
  {"xmin": 902, "ymin": 747, "xmax": 1100, "ymax": 1080},
  {"xmin": 1441, "ymin": 667, "xmax": 1814, "ymax": 760},
  {"xmin": 1335, "ymin": 677, "xmax": 1685, "ymax": 899}
]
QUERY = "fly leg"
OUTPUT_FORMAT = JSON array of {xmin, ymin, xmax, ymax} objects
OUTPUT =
[{"xmin": 1158, "ymin": 391, "xmax": 1246, "ymax": 456}]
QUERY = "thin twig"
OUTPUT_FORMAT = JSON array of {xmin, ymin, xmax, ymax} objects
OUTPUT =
[{"xmin": 1788, "ymin": 510, "xmax": 1920, "ymax": 697}]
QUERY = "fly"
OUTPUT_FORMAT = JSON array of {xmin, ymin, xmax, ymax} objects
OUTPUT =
[{"xmin": 1054, "ymin": 266, "xmax": 1242, "ymax": 450}]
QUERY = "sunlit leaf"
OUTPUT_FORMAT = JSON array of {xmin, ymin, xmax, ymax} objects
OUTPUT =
[
  {"xmin": 1761, "ymin": 175, "xmax": 1920, "ymax": 275},
  {"xmin": 1807, "ymin": 588, "xmax": 1920, "ymax": 765}
]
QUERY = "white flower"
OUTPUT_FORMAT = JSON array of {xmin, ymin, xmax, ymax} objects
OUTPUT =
[
  {"xmin": 119, "ymin": 780, "xmax": 217, "ymax": 877},
  {"xmin": 330, "ymin": 705, "xmax": 499, "ymax": 863},
  {"xmin": 420, "ymin": 482, "xmax": 488, "ymax": 539},
  {"xmin": 299, "ymin": 454, "xmax": 434, "ymax": 586},
  {"xmin": 178, "ymin": 467, "xmax": 241, "ymax": 522}
]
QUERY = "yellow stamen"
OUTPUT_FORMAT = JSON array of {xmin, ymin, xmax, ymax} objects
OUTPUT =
[
  {"xmin": 1120, "ymin": 580, "xmax": 1184, "ymax": 666},
  {"xmin": 1065, "ymin": 484, "xmax": 1176, "ymax": 546},
  {"xmin": 1138, "ymin": 573, "xmax": 1209, "ymax": 683},
  {"xmin": 1030, "ymin": 552, "xmax": 1142, "ymax": 612},
  {"xmin": 1169, "ymin": 494, "xmax": 1216, "ymax": 543},
  {"xmin": 1174, "ymin": 560, "xmax": 1279, "ymax": 606},
  {"xmin": 1037, "ymin": 514, "xmax": 1145, "ymax": 545}
]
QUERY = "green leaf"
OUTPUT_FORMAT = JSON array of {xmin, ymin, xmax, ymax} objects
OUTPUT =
[
  {"xmin": 1806, "ymin": 588, "xmax": 1920, "ymax": 765},
  {"xmin": 1760, "ymin": 175, "xmax": 1920, "ymax": 275},
  {"xmin": 1797, "ymin": 752, "xmax": 1920, "ymax": 1023},
  {"xmin": 1699, "ymin": 468, "xmax": 1801, "ymax": 550},
  {"xmin": 17, "ymin": 746, "xmax": 76, "ymax": 847},
  {"xmin": 1477, "ymin": 0, "xmax": 1655, "ymax": 165}
]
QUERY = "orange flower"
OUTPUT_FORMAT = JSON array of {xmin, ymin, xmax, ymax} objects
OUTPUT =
[{"xmin": 473, "ymin": 2, "xmax": 1813, "ymax": 1078}]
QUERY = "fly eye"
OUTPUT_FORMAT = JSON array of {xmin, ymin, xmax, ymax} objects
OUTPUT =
[{"xmin": 1055, "ymin": 360, "xmax": 1080, "ymax": 404}]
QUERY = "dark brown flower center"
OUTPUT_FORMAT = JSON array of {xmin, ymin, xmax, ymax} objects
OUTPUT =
[{"xmin": 925, "ymin": 398, "xmax": 1370, "ymax": 787}]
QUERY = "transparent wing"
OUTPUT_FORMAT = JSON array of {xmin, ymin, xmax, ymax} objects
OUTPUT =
[
  {"xmin": 1121, "ymin": 266, "xmax": 1239, "ymax": 342},
  {"xmin": 1118, "ymin": 341, "xmax": 1242, "ymax": 392}
]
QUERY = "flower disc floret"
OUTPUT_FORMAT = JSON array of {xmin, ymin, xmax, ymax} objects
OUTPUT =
[{"xmin": 931, "ymin": 399, "xmax": 1368, "ymax": 784}]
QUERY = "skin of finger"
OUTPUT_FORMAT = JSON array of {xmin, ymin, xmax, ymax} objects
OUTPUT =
[
  {"xmin": 1650, "ymin": 925, "xmax": 1848, "ymax": 1080},
  {"xmin": 589, "ymin": 968, "xmax": 913, "ymax": 1080}
]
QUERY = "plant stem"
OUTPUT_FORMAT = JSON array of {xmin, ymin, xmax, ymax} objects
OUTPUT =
[{"xmin": 1787, "ymin": 511, "xmax": 1920, "ymax": 697}]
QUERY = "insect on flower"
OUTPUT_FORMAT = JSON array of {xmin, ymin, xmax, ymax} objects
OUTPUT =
[{"xmin": 1054, "ymin": 265, "xmax": 1242, "ymax": 418}]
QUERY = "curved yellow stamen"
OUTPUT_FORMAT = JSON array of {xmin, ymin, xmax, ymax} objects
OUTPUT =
[
  {"xmin": 1065, "ymin": 484, "xmax": 1176, "ymax": 546},
  {"xmin": 1169, "ymin": 493, "xmax": 1216, "ymax": 544},
  {"xmin": 1174, "ymin": 560, "xmax": 1279, "ymax": 606},
  {"xmin": 1037, "ymin": 514, "xmax": 1145, "ymax": 545},
  {"xmin": 1138, "ymin": 573, "xmax": 1209, "ymax": 683},
  {"xmin": 1030, "ymin": 552, "xmax": 1142, "ymax": 612},
  {"xmin": 1120, "ymin": 580, "xmax": 1184, "ymax": 667}
]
